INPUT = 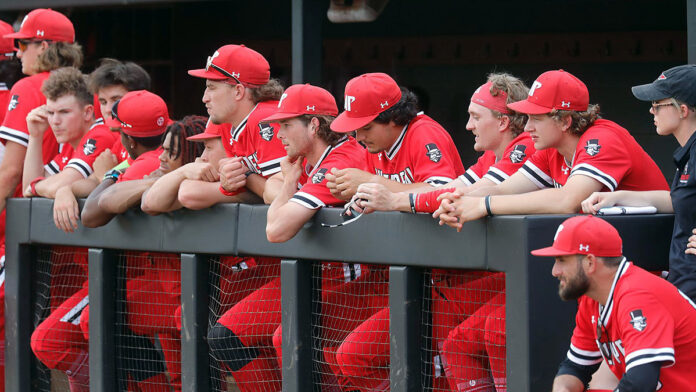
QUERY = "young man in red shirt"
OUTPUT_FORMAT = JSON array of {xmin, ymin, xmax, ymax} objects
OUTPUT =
[
  {"xmin": 24, "ymin": 67, "xmax": 115, "ymax": 392},
  {"xmin": 533, "ymin": 215, "xmax": 696, "ymax": 392}
]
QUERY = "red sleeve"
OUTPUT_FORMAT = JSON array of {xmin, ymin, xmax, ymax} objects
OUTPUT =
[
  {"xmin": 44, "ymin": 147, "xmax": 73, "ymax": 175},
  {"xmin": 616, "ymin": 290, "xmax": 676, "ymax": 371},
  {"xmin": 117, "ymin": 149, "xmax": 161, "ymax": 182},
  {"xmin": 460, "ymin": 151, "xmax": 495, "ymax": 185},
  {"xmin": 571, "ymin": 129, "xmax": 629, "ymax": 191},
  {"xmin": 0, "ymin": 77, "xmax": 45, "ymax": 147},
  {"xmin": 567, "ymin": 296, "xmax": 604, "ymax": 367},
  {"xmin": 485, "ymin": 137, "xmax": 536, "ymax": 184},
  {"xmin": 519, "ymin": 149, "xmax": 555, "ymax": 188},
  {"xmin": 407, "ymin": 122, "xmax": 462, "ymax": 186},
  {"xmin": 252, "ymin": 122, "xmax": 286, "ymax": 177},
  {"xmin": 66, "ymin": 125, "xmax": 117, "ymax": 178}
]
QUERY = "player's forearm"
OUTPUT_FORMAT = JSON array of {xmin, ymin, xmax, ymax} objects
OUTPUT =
[
  {"xmin": 140, "ymin": 169, "xmax": 186, "ymax": 213},
  {"xmin": 267, "ymin": 178, "xmax": 297, "ymax": 223},
  {"xmin": 607, "ymin": 190, "xmax": 673, "ymax": 213},
  {"xmin": 551, "ymin": 374, "xmax": 585, "ymax": 392},
  {"xmin": 21, "ymin": 135, "xmax": 45, "ymax": 192},
  {"xmin": 372, "ymin": 177, "xmax": 437, "ymax": 193},
  {"xmin": 263, "ymin": 177, "xmax": 284, "ymax": 204},
  {"xmin": 98, "ymin": 179, "xmax": 156, "ymax": 214},
  {"xmin": 81, "ymin": 179, "xmax": 116, "ymax": 228},
  {"xmin": 488, "ymin": 188, "xmax": 583, "ymax": 215},
  {"xmin": 245, "ymin": 173, "xmax": 267, "ymax": 198},
  {"xmin": 0, "ymin": 161, "xmax": 23, "ymax": 203},
  {"xmin": 71, "ymin": 177, "xmax": 100, "ymax": 198}
]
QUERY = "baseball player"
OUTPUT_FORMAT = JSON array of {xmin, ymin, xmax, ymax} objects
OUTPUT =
[
  {"xmin": 436, "ymin": 69, "xmax": 669, "ymax": 228},
  {"xmin": 24, "ymin": 67, "xmax": 116, "ymax": 392},
  {"xmin": 582, "ymin": 65, "xmax": 696, "ymax": 302},
  {"xmin": 322, "ymin": 72, "xmax": 464, "ymax": 391},
  {"xmin": 532, "ymin": 215, "xmax": 696, "ymax": 392}
]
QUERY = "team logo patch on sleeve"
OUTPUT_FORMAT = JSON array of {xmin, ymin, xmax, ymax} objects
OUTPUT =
[
  {"xmin": 259, "ymin": 123, "xmax": 275, "ymax": 141},
  {"xmin": 425, "ymin": 143, "xmax": 442, "ymax": 163},
  {"xmin": 312, "ymin": 168, "xmax": 328, "ymax": 184},
  {"xmin": 584, "ymin": 139, "xmax": 601, "ymax": 156},
  {"xmin": 82, "ymin": 139, "xmax": 97, "ymax": 155},
  {"xmin": 8, "ymin": 95, "xmax": 19, "ymax": 111},
  {"xmin": 629, "ymin": 309, "xmax": 647, "ymax": 332},
  {"xmin": 509, "ymin": 144, "xmax": 527, "ymax": 163}
]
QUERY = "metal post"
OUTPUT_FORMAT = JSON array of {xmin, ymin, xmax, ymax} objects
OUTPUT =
[
  {"xmin": 689, "ymin": 0, "xmax": 696, "ymax": 63},
  {"xmin": 281, "ymin": 259, "xmax": 314, "ymax": 391},
  {"xmin": 389, "ymin": 265, "xmax": 424, "ymax": 392},
  {"xmin": 88, "ymin": 248, "xmax": 119, "ymax": 392},
  {"xmin": 291, "ymin": 0, "xmax": 325, "ymax": 85},
  {"xmin": 180, "ymin": 253, "xmax": 210, "ymax": 391},
  {"xmin": 4, "ymin": 244, "xmax": 33, "ymax": 392}
]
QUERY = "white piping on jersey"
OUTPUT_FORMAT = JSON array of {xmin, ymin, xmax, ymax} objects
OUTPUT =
[
  {"xmin": 44, "ymin": 161, "xmax": 61, "ymax": 175},
  {"xmin": 259, "ymin": 156, "xmax": 284, "ymax": 177},
  {"xmin": 571, "ymin": 163, "xmax": 618, "ymax": 191},
  {"xmin": 231, "ymin": 103, "xmax": 258, "ymax": 141},
  {"xmin": 89, "ymin": 121, "xmax": 103, "ymax": 130},
  {"xmin": 66, "ymin": 158, "xmax": 93, "ymax": 178},
  {"xmin": 384, "ymin": 122, "xmax": 409, "ymax": 161},
  {"xmin": 520, "ymin": 161, "xmax": 554, "ymax": 189},
  {"xmin": 0, "ymin": 126, "xmax": 30, "ymax": 147},
  {"xmin": 0, "ymin": 82, "xmax": 7, "ymax": 91},
  {"xmin": 598, "ymin": 257, "xmax": 628, "ymax": 329},
  {"xmin": 458, "ymin": 169, "xmax": 480, "ymax": 186},
  {"xmin": 424, "ymin": 176, "xmax": 452, "ymax": 186},
  {"xmin": 60, "ymin": 294, "xmax": 89, "ymax": 326},
  {"xmin": 302, "ymin": 136, "xmax": 349, "ymax": 184},
  {"xmin": 484, "ymin": 167, "xmax": 509, "ymax": 184}
]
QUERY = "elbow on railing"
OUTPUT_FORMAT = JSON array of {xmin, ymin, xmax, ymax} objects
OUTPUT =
[
  {"xmin": 266, "ymin": 223, "xmax": 291, "ymax": 243},
  {"xmin": 178, "ymin": 186, "xmax": 207, "ymax": 211}
]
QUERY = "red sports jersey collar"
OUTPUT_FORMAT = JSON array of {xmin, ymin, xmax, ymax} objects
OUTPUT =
[
  {"xmin": 303, "ymin": 136, "xmax": 349, "ymax": 181},
  {"xmin": 231, "ymin": 103, "xmax": 258, "ymax": 142},
  {"xmin": 598, "ymin": 257, "xmax": 629, "ymax": 329}
]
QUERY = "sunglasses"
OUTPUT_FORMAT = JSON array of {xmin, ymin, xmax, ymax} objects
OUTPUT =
[
  {"xmin": 17, "ymin": 39, "xmax": 48, "ymax": 52},
  {"xmin": 320, "ymin": 198, "xmax": 366, "ymax": 228},
  {"xmin": 205, "ymin": 56, "xmax": 242, "ymax": 85},
  {"xmin": 110, "ymin": 101, "xmax": 132, "ymax": 129}
]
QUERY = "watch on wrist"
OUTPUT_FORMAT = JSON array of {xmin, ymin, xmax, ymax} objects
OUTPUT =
[{"xmin": 103, "ymin": 169, "xmax": 122, "ymax": 182}]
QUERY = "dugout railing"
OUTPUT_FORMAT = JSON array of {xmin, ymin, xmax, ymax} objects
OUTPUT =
[{"xmin": 4, "ymin": 197, "xmax": 673, "ymax": 392}]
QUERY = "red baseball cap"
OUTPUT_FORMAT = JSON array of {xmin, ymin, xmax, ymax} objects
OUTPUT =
[
  {"xmin": 4, "ymin": 9, "xmax": 75, "ymax": 43},
  {"xmin": 105, "ymin": 90, "xmax": 171, "ymax": 138},
  {"xmin": 330, "ymin": 73, "xmax": 402, "ymax": 133},
  {"xmin": 262, "ymin": 84, "xmax": 338, "ymax": 122},
  {"xmin": 507, "ymin": 70, "xmax": 589, "ymax": 115},
  {"xmin": 187, "ymin": 44, "xmax": 270, "ymax": 87},
  {"xmin": 0, "ymin": 20, "xmax": 15, "ymax": 58},
  {"xmin": 187, "ymin": 119, "xmax": 226, "ymax": 141},
  {"xmin": 531, "ymin": 215, "xmax": 623, "ymax": 257}
]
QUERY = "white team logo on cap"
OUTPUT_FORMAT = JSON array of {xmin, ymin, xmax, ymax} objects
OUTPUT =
[
  {"xmin": 579, "ymin": 244, "xmax": 589, "ymax": 252},
  {"xmin": 553, "ymin": 224, "xmax": 564, "ymax": 240},
  {"xmin": 528, "ymin": 80, "xmax": 543, "ymax": 97},
  {"xmin": 20, "ymin": 15, "xmax": 28, "ymax": 28},
  {"xmin": 561, "ymin": 101, "xmax": 571, "ymax": 108},
  {"xmin": 306, "ymin": 105, "xmax": 315, "ymax": 111},
  {"xmin": 344, "ymin": 95, "xmax": 356, "ymax": 111},
  {"xmin": 36, "ymin": 30, "xmax": 44, "ymax": 37},
  {"xmin": 157, "ymin": 117, "xmax": 165, "ymax": 126},
  {"xmin": 380, "ymin": 100, "xmax": 389, "ymax": 109},
  {"xmin": 278, "ymin": 93, "xmax": 288, "ymax": 108},
  {"xmin": 231, "ymin": 72, "xmax": 240, "ymax": 79}
]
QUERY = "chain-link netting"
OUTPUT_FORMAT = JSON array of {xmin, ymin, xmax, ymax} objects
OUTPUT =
[
  {"xmin": 31, "ymin": 246, "xmax": 89, "ymax": 391},
  {"xmin": 116, "ymin": 251, "xmax": 182, "ymax": 391},
  {"xmin": 207, "ymin": 255, "xmax": 281, "ymax": 392},
  {"xmin": 423, "ymin": 270, "xmax": 506, "ymax": 392},
  {"xmin": 311, "ymin": 262, "xmax": 389, "ymax": 391}
]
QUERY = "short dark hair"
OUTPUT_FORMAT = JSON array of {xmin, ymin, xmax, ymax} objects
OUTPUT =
[
  {"xmin": 41, "ymin": 67, "xmax": 93, "ymax": 106},
  {"xmin": 599, "ymin": 256, "xmax": 624, "ymax": 268},
  {"xmin": 297, "ymin": 114, "xmax": 343, "ymax": 146},
  {"xmin": 0, "ymin": 57, "xmax": 23, "ymax": 89},
  {"xmin": 165, "ymin": 115, "xmax": 206, "ymax": 164},
  {"xmin": 373, "ymin": 87, "xmax": 419, "ymax": 126},
  {"xmin": 88, "ymin": 58, "xmax": 151, "ymax": 94}
]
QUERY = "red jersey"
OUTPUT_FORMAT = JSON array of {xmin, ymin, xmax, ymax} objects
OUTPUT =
[
  {"xmin": 117, "ymin": 148, "xmax": 162, "ymax": 183},
  {"xmin": 366, "ymin": 114, "xmax": 464, "ymax": 186},
  {"xmin": 110, "ymin": 137, "xmax": 132, "ymax": 163},
  {"xmin": 291, "ymin": 136, "xmax": 366, "ymax": 209},
  {"xmin": 225, "ymin": 101, "xmax": 286, "ymax": 178},
  {"xmin": 0, "ymin": 82, "xmax": 10, "ymax": 125},
  {"xmin": 567, "ymin": 259, "xmax": 696, "ymax": 390},
  {"xmin": 459, "ymin": 132, "xmax": 536, "ymax": 185},
  {"xmin": 0, "ymin": 72, "xmax": 59, "ymax": 163},
  {"xmin": 521, "ymin": 119, "xmax": 668, "ymax": 191},
  {"xmin": 44, "ymin": 124, "xmax": 116, "ymax": 178}
]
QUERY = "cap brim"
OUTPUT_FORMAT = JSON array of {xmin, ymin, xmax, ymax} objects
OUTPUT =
[
  {"xmin": 3, "ymin": 32, "xmax": 32, "ymax": 40},
  {"xmin": 104, "ymin": 117, "xmax": 122, "ymax": 129},
  {"xmin": 261, "ymin": 112, "xmax": 300, "ymax": 123},
  {"xmin": 530, "ymin": 246, "xmax": 577, "ymax": 257},
  {"xmin": 187, "ymin": 68, "xmax": 228, "ymax": 80},
  {"xmin": 507, "ymin": 100, "xmax": 552, "ymax": 115},
  {"xmin": 330, "ymin": 111, "xmax": 379, "ymax": 133},
  {"xmin": 631, "ymin": 83, "xmax": 670, "ymax": 102},
  {"xmin": 186, "ymin": 132, "xmax": 221, "ymax": 141}
]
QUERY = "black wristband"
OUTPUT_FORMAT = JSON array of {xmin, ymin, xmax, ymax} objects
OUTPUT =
[
  {"xmin": 244, "ymin": 170, "xmax": 254, "ymax": 177},
  {"xmin": 103, "ymin": 169, "xmax": 121, "ymax": 182},
  {"xmin": 408, "ymin": 193, "xmax": 416, "ymax": 214},
  {"xmin": 484, "ymin": 195, "xmax": 493, "ymax": 217}
]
